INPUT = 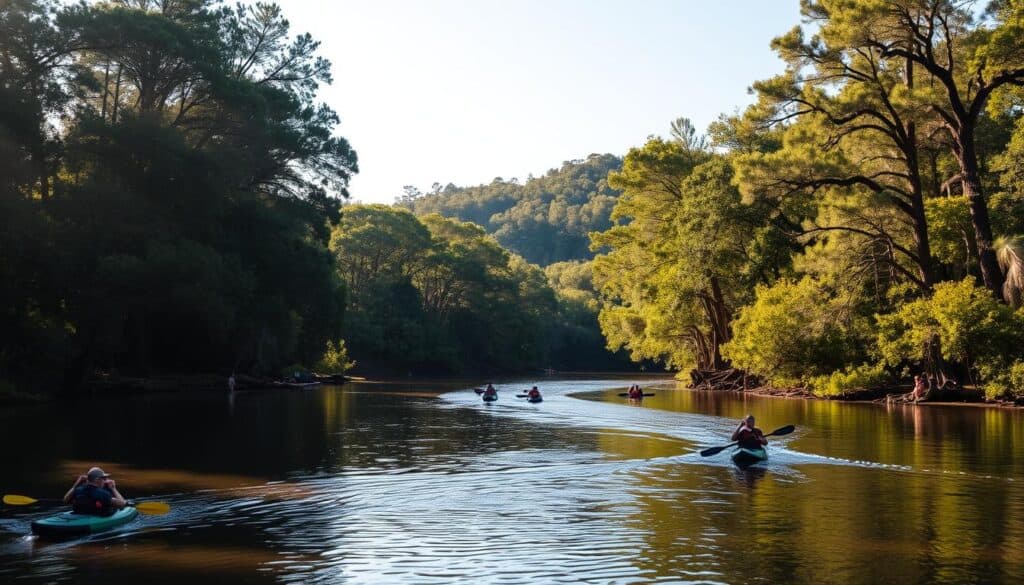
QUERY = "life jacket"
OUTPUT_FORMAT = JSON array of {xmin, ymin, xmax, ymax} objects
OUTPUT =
[
  {"xmin": 72, "ymin": 484, "xmax": 114, "ymax": 516},
  {"xmin": 736, "ymin": 428, "xmax": 765, "ymax": 450},
  {"xmin": 528, "ymin": 389, "xmax": 540, "ymax": 398},
  {"xmin": 628, "ymin": 387, "xmax": 642, "ymax": 398}
]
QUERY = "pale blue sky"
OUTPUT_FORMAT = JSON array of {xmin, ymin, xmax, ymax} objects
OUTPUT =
[{"xmin": 278, "ymin": 1, "xmax": 802, "ymax": 203}]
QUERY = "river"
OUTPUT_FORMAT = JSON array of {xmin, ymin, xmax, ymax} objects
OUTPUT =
[{"xmin": 1, "ymin": 377, "xmax": 1022, "ymax": 584}]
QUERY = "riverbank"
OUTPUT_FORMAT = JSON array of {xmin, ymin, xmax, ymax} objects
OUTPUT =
[{"xmin": 725, "ymin": 382, "xmax": 1024, "ymax": 409}]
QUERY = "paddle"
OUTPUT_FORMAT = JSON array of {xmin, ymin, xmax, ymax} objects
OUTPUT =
[
  {"xmin": 617, "ymin": 392, "xmax": 654, "ymax": 397},
  {"xmin": 474, "ymin": 388, "xmax": 485, "ymax": 394},
  {"xmin": 3, "ymin": 494, "xmax": 170, "ymax": 515},
  {"xmin": 699, "ymin": 425, "xmax": 795, "ymax": 457}
]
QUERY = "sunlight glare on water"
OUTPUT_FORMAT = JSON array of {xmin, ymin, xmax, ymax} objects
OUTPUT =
[{"xmin": 1, "ymin": 378, "xmax": 1023, "ymax": 584}]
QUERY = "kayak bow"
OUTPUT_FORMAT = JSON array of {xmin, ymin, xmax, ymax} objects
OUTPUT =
[{"xmin": 31, "ymin": 507, "xmax": 139, "ymax": 538}]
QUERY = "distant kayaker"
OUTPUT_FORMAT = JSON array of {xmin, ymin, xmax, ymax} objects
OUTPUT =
[
  {"xmin": 483, "ymin": 384, "xmax": 497, "ymax": 398},
  {"xmin": 63, "ymin": 467, "xmax": 127, "ymax": 516},
  {"xmin": 628, "ymin": 384, "xmax": 643, "ymax": 399},
  {"xmin": 731, "ymin": 415, "xmax": 768, "ymax": 449},
  {"xmin": 527, "ymin": 386, "xmax": 541, "ymax": 400}
]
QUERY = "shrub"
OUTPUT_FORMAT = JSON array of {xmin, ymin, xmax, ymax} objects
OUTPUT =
[
  {"xmin": 809, "ymin": 363, "xmax": 889, "ymax": 398},
  {"xmin": 875, "ymin": 278, "xmax": 1024, "ymax": 379},
  {"xmin": 315, "ymin": 340, "xmax": 356, "ymax": 374},
  {"xmin": 983, "ymin": 360, "xmax": 1024, "ymax": 401},
  {"xmin": 723, "ymin": 277, "xmax": 863, "ymax": 387}
]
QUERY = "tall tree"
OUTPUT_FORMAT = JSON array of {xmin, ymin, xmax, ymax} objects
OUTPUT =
[{"xmin": 800, "ymin": 0, "xmax": 1024, "ymax": 294}]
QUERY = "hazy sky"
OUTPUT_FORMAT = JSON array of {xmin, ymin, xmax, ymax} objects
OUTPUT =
[{"xmin": 277, "ymin": 0, "xmax": 801, "ymax": 204}]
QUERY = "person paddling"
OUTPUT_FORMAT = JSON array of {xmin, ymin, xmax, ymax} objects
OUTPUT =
[
  {"xmin": 482, "ymin": 384, "xmax": 497, "ymax": 399},
  {"xmin": 527, "ymin": 386, "xmax": 541, "ymax": 400},
  {"xmin": 731, "ymin": 415, "xmax": 768, "ymax": 449},
  {"xmin": 628, "ymin": 384, "xmax": 643, "ymax": 399},
  {"xmin": 63, "ymin": 467, "xmax": 127, "ymax": 516}
]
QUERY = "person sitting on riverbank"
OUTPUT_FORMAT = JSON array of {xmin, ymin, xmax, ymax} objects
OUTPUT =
[
  {"xmin": 731, "ymin": 415, "xmax": 768, "ymax": 449},
  {"xmin": 628, "ymin": 384, "xmax": 643, "ymax": 399},
  {"xmin": 911, "ymin": 374, "xmax": 928, "ymax": 402},
  {"xmin": 527, "ymin": 386, "xmax": 541, "ymax": 400},
  {"xmin": 63, "ymin": 467, "xmax": 127, "ymax": 516}
]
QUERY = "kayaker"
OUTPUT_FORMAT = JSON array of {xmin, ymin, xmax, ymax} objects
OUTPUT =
[
  {"xmin": 62, "ymin": 467, "xmax": 127, "ymax": 516},
  {"xmin": 731, "ymin": 415, "xmax": 768, "ymax": 449},
  {"xmin": 483, "ymin": 384, "xmax": 497, "ymax": 399},
  {"xmin": 628, "ymin": 384, "xmax": 643, "ymax": 399},
  {"xmin": 527, "ymin": 386, "xmax": 541, "ymax": 400}
]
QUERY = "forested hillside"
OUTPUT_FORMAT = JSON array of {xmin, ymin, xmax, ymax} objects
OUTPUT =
[{"xmin": 400, "ymin": 154, "xmax": 622, "ymax": 265}]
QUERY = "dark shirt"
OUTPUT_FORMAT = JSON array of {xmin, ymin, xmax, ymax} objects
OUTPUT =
[
  {"xmin": 736, "ymin": 428, "xmax": 766, "ymax": 450},
  {"xmin": 72, "ymin": 484, "xmax": 114, "ymax": 516}
]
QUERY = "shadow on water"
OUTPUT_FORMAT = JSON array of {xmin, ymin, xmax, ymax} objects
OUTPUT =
[{"xmin": 0, "ymin": 377, "xmax": 1022, "ymax": 583}]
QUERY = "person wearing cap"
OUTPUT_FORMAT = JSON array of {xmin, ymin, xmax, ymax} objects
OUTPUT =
[{"xmin": 62, "ymin": 467, "xmax": 127, "ymax": 516}]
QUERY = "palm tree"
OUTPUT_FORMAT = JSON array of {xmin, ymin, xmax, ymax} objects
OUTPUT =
[{"xmin": 995, "ymin": 236, "xmax": 1024, "ymax": 308}]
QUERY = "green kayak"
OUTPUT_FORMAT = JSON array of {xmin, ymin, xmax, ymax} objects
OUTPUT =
[
  {"xmin": 31, "ymin": 507, "xmax": 139, "ymax": 538},
  {"xmin": 731, "ymin": 447, "xmax": 768, "ymax": 467}
]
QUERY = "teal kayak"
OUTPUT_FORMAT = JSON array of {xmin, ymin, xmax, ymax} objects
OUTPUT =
[
  {"xmin": 731, "ymin": 447, "xmax": 768, "ymax": 467},
  {"xmin": 31, "ymin": 507, "xmax": 139, "ymax": 538},
  {"xmin": 527, "ymin": 396, "xmax": 543, "ymax": 403},
  {"xmin": 482, "ymin": 394, "xmax": 497, "ymax": 402}
]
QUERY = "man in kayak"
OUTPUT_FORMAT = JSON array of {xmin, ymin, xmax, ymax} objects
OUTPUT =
[
  {"xmin": 62, "ymin": 467, "xmax": 127, "ymax": 516},
  {"xmin": 482, "ymin": 384, "xmax": 497, "ymax": 399},
  {"xmin": 527, "ymin": 386, "xmax": 541, "ymax": 400},
  {"xmin": 731, "ymin": 415, "xmax": 768, "ymax": 449},
  {"xmin": 628, "ymin": 384, "xmax": 643, "ymax": 399}
]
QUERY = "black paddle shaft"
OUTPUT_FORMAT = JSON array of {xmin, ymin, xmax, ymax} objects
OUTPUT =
[{"xmin": 700, "ymin": 426, "xmax": 794, "ymax": 456}]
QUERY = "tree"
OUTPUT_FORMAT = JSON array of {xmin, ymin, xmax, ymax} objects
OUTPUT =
[
  {"xmin": 592, "ymin": 124, "xmax": 789, "ymax": 376},
  {"xmin": 797, "ymin": 0, "xmax": 1024, "ymax": 295}
]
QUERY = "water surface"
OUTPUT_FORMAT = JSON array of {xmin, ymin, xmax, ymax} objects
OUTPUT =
[{"xmin": 1, "ymin": 378, "xmax": 1022, "ymax": 584}]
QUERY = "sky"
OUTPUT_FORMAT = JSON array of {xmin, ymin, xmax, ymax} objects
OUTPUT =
[{"xmin": 276, "ymin": 0, "xmax": 802, "ymax": 204}]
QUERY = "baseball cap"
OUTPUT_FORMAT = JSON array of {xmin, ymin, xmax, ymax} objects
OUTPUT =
[{"xmin": 86, "ymin": 467, "xmax": 111, "ymax": 481}]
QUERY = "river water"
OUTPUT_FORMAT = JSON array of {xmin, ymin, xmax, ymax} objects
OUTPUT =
[{"xmin": 1, "ymin": 377, "xmax": 1022, "ymax": 584}]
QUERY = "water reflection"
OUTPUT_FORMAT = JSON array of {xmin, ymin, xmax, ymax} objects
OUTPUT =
[{"xmin": 0, "ymin": 379, "xmax": 1022, "ymax": 583}]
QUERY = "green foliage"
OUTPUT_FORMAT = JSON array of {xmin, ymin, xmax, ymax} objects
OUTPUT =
[
  {"xmin": 808, "ymin": 364, "xmax": 889, "ymax": 398},
  {"xmin": 315, "ymin": 340, "xmax": 356, "ymax": 375},
  {"xmin": 330, "ymin": 205, "xmax": 566, "ymax": 373},
  {"xmin": 983, "ymin": 360, "xmax": 1024, "ymax": 401},
  {"xmin": 591, "ymin": 128, "xmax": 789, "ymax": 372},
  {"xmin": 926, "ymin": 198, "xmax": 974, "ymax": 271},
  {"xmin": 875, "ymin": 279, "xmax": 1024, "ymax": 379},
  {"xmin": 403, "ymin": 154, "xmax": 622, "ymax": 265},
  {"xmin": 723, "ymin": 278, "xmax": 864, "ymax": 387},
  {"xmin": 0, "ymin": 0, "xmax": 354, "ymax": 392}
]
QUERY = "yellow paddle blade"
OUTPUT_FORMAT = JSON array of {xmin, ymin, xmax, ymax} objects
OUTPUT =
[
  {"xmin": 133, "ymin": 501, "xmax": 170, "ymax": 515},
  {"xmin": 3, "ymin": 495, "xmax": 39, "ymax": 506}
]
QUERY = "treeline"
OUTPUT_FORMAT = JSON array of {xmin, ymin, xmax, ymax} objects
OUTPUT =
[
  {"xmin": 0, "ymin": 0, "xmax": 357, "ymax": 394},
  {"xmin": 400, "ymin": 153, "xmax": 622, "ymax": 266},
  {"xmin": 591, "ymin": 2, "xmax": 1024, "ymax": 400},
  {"xmin": 330, "ymin": 205, "xmax": 634, "ymax": 373},
  {"xmin": 0, "ymin": 0, "xmax": 634, "ymax": 396}
]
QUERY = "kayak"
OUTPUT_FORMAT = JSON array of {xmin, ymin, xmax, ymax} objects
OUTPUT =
[
  {"xmin": 31, "ymin": 507, "xmax": 139, "ymax": 538},
  {"xmin": 527, "ymin": 396, "xmax": 543, "ymax": 403},
  {"xmin": 482, "ymin": 394, "xmax": 497, "ymax": 402},
  {"xmin": 731, "ymin": 447, "xmax": 768, "ymax": 467}
]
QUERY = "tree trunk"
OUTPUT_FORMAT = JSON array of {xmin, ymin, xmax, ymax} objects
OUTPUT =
[
  {"xmin": 902, "ymin": 59, "xmax": 933, "ymax": 288},
  {"xmin": 957, "ymin": 127, "xmax": 1004, "ymax": 295}
]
